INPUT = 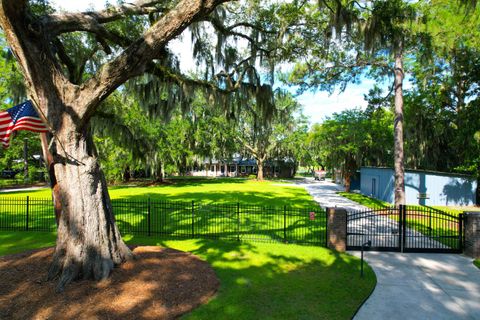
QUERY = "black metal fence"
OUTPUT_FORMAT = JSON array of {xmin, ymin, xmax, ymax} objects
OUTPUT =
[
  {"xmin": 0, "ymin": 197, "xmax": 327, "ymax": 246},
  {"xmin": 347, "ymin": 206, "xmax": 401, "ymax": 251},
  {"xmin": 347, "ymin": 205, "xmax": 463, "ymax": 253}
]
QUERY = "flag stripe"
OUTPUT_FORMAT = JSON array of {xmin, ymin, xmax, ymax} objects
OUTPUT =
[
  {"xmin": 0, "ymin": 117, "xmax": 12, "ymax": 125},
  {"xmin": 0, "ymin": 119, "xmax": 46, "ymax": 130},
  {"xmin": 0, "ymin": 121, "xmax": 47, "ymax": 133},
  {"xmin": 0, "ymin": 101, "xmax": 49, "ymax": 148}
]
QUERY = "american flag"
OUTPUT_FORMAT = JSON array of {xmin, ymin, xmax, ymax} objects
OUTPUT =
[{"xmin": 0, "ymin": 100, "xmax": 48, "ymax": 148}]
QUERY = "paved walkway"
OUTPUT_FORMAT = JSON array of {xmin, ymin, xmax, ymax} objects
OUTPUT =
[
  {"xmin": 300, "ymin": 179, "xmax": 480, "ymax": 320},
  {"xmin": 0, "ymin": 186, "xmax": 47, "ymax": 193},
  {"xmin": 350, "ymin": 252, "xmax": 480, "ymax": 320},
  {"xmin": 298, "ymin": 178, "xmax": 367, "ymax": 211}
]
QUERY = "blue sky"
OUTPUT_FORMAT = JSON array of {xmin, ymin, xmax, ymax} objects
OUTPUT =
[
  {"xmin": 50, "ymin": 0, "xmax": 389, "ymax": 125},
  {"xmin": 294, "ymin": 79, "xmax": 380, "ymax": 123}
]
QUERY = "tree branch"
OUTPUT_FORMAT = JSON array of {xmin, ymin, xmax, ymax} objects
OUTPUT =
[
  {"xmin": 237, "ymin": 137, "xmax": 258, "ymax": 157},
  {"xmin": 144, "ymin": 61, "xmax": 264, "ymax": 115},
  {"xmin": 76, "ymin": 0, "xmax": 231, "ymax": 127},
  {"xmin": 40, "ymin": 0, "xmax": 168, "ymax": 36},
  {"xmin": 53, "ymin": 39, "xmax": 76, "ymax": 81},
  {"xmin": 147, "ymin": 62, "xmax": 230, "ymax": 94},
  {"xmin": 205, "ymin": 16, "xmax": 273, "ymax": 55}
]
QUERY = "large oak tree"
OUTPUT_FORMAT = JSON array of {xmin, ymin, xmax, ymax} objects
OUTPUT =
[
  {"xmin": 0, "ymin": 0, "xmax": 313, "ymax": 291},
  {"xmin": 0, "ymin": 0, "xmax": 233, "ymax": 291}
]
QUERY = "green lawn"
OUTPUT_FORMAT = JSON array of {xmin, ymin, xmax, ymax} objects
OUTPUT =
[
  {"xmin": 0, "ymin": 179, "xmax": 325, "ymax": 245},
  {"xmin": 0, "ymin": 231, "xmax": 376, "ymax": 320},
  {"xmin": 474, "ymin": 259, "xmax": 480, "ymax": 270},
  {"xmin": 428, "ymin": 205, "xmax": 480, "ymax": 214},
  {"xmin": 0, "ymin": 231, "xmax": 57, "ymax": 256},
  {"xmin": 0, "ymin": 178, "xmax": 316, "ymax": 207},
  {"xmin": 338, "ymin": 192, "xmax": 390, "ymax": 208}
]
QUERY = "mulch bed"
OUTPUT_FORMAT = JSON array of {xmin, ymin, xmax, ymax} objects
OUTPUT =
[{"xmin": 0, "ymin": 246, "xmax": 219, "ymax": 320}]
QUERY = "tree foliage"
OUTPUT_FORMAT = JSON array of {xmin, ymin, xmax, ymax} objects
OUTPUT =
[{"xmin": 308, "ymin": 107, "xmax": 393, "ymax": 191}]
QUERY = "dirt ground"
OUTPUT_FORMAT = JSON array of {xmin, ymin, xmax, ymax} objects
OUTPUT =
[{"xmin": 0, "ymin": 246, "xmax": 219, "ymax": 320}]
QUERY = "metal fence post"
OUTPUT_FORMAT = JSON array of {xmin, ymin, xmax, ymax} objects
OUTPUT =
[
  {"xmin": 25, "ymin": 196, "xmax": 29, "ymax": 231},
  {"xmin": 459, "ymin": 213, "xmax": 464, "ymax": 252},
  {"xmin": 325, "ymin": 210, "xmax": 329, "ymax": 247},
  {"xmin": 191, "ymin": 200, "xmax": 195, "ymax": 238},
  {"xmin": 428, "ymin": 207, "xmax": 432, "ymax": 236},
  {"xmin": 147, "ymin": 197, "xmax": 151, "ymax": 236},
  {"xmin": 400, "ymin": 205, "xmax": 406, "ymax": 253},
  {"xmin": 3, "ymin": 197, "xmax": 332, "ymax": 247},
  {"xmin": 237, "ymin": 202, "xmax": 240, "ymax": 242},
  {"xmin": 360, "ymin": 240, "xmax": 372, "ymax": 277}
]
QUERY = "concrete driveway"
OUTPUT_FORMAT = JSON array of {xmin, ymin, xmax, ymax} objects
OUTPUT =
[
  {"xmin": 299, "ymin": 178, "xmax": 367, "ymax": 211},
  {"xmin": 299, "ymin": 179, "xmax": 480, "ymax": 320},
  {"xmin": 351, "ymin": 252, "xmax": 480, "ymax": 320}
]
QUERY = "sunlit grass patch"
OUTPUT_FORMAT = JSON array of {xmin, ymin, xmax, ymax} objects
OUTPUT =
[
  {"xmin": 0, "ymin": 231, "xmax": 376, "ymax": 320},
  {"xmin": 474, "ymin": 259, "xmax": 480, "ymax": 270}
]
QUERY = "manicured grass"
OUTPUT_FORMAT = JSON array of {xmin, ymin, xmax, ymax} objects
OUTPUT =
[
  {"xmin": 429, "ymin": 205, "xmax": 480, "ymax": 215},
  {"xmin": 0, "ymin": 231, "xmax": 376, "ymax": 320},
  {"xmin": 1, "ymin": 178, "xmax": 316, "ymax": 207},
  {"xmin": 474, "ymin": 259, "xmax": 480, "ymax": 270},
  {"xmin": 0, "ymin": 179, "xmax": 325, "ymax": 245},
  {"xmin": 0, "ymin": 231, "xmax": 56, "ymax": 256},
  {"xmin": 338, "ymin": 192, "xmax": 390, "ymax": 208}
]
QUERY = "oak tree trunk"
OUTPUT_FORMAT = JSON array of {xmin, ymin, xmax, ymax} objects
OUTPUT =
[
  {"xmin": 0, "ymin": 0, "xmax": 228, "ymax": 291},
  {"xmin": 123, "ymin": 166, "xmax": 131, "ymax": 182},
  {"xmin": 394, "ymin": 45, "xmax": 406, "ymax": 206},
  {"xmin": 155, "ymin": 162, "xmax": 164, "ymax": 182},
  {"xmin": 47, "ymin": 126, "xmax": 132, "ymax": 291},
  {"xmin": 344, "ymin": 174, "xmax": 351, "ymax": 193},
  {"xmin": 40, "ymin": 133, "xmax": 62, "ymax": 224},
  {"xmin": 257, "ymin": 160, "xmax": 264, "ymax": 181}
]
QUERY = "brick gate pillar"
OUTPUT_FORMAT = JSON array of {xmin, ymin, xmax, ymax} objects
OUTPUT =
[
  {"xmin": 464, "ymin": 212, "xmax": 480, "ymax": 259},
  {"xmin": 327, "ymin": 207, "xmax": 347, "ymax": 252}
]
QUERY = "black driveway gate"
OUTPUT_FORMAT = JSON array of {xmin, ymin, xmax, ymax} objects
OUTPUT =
[{"xmin": 347, "ymin": 205, "xmax": 463, "ymax": 253}]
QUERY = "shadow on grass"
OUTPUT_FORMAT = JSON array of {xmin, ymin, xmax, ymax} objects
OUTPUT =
[
  {"xmin": 126, "ymin": 235, "xmax": 376, "ymax": 320},
  {"xmin": 0, "ymin": 231, "xmax": 375, "ymax": 320},
  {"xmin": 114, "ymin": 190, "xmax": 316, "ymax": 208},
  {"xmin": 110, "ymin": 177, "xmax": 250, "ymax": 190}
]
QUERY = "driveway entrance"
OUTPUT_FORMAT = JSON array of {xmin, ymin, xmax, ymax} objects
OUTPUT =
[
  {"xmin": 347, "ymin": 205, "xmax": 463, "ymax": 253},
  {"xmin": 351, "ymin": 252, "xmax": 480, "ymax": 320},
  {"xmin": 300, "ymin": 180, "xmax": 479, "ymax": 320}
]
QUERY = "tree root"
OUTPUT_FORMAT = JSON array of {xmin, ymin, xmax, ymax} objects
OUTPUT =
[{"xmin": 48, "ymin": 243, "xmax": 133, "ymax": 292}]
